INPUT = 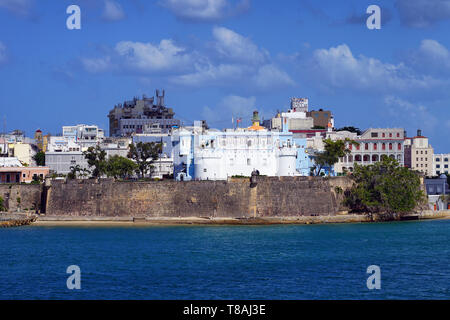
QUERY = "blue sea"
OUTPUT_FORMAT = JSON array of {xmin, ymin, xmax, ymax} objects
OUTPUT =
[{"xmin": 1, "ymin": 220, "xmax": 450, "ymax": 299}]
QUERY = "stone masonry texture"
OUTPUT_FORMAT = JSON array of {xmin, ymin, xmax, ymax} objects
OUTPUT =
[{"xmin": 42, "ymin": 176, "xmax": 351, "ymax": 218}]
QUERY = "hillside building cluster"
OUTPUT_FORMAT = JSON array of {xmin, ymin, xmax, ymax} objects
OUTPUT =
[{"xmin": 1, "ymin": 90, "xmax": 449, "ymax": 211}]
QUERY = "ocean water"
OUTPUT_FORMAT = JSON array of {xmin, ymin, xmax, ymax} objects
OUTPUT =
[{"xmin": 1, "ymin": 220, "xmax": 450, "ymax": 300}]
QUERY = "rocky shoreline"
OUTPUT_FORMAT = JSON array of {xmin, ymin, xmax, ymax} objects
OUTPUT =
[{"xmin": 0, "ymin": 213, "xmax": 37, "ymax": 228}]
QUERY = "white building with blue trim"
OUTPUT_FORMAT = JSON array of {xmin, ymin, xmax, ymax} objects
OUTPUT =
[{"xmin": 172, "ymin": 115, "xmax": 298, "ymax": 181}]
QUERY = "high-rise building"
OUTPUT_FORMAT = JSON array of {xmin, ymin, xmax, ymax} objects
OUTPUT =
[{"xmin": 108, "ymin": 90, "xmax": 181, "ymax": 137}]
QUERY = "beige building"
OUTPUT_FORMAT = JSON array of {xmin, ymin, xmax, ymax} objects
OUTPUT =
[
  {"xmin": 405, "ymin": 130, "xmax": 434, "ymax": 176},
  {"xmin": 337, "ymin": 128, "xmax": 405, "ymax": 174},
  {"xmin": 9, "ymin": 143, "xmax": 35, "ymax": 166}
]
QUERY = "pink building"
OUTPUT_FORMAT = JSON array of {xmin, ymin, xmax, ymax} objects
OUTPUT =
[{"xmin": 0, "ymin": 167, "xmax": 50, "ymax": 183}]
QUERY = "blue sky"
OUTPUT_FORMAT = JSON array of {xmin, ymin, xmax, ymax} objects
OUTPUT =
[{"xmin": 0, "ymin": 0, "xmax": 450, "ymax": 152}]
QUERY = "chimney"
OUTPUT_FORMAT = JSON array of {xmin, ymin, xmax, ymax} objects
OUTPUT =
[{"xmin": 417, "ymin": 129, "xmax": 422, "ymax": 137}]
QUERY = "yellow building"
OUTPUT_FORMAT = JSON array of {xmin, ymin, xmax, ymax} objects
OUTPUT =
[
  {"xmin": 9, "ymin": 143, "xmax": 34, "ymax": 166},
  {"xmin": 43, "ymin": 134, "xmax": 51, "ymax": 152},
  {"xmin": 34, "ymin": 129, "xmax": 43, "ymax": 151}
]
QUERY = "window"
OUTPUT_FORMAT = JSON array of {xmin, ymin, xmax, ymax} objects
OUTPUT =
[
  {"xmin": 437, "ymin": 171, "xmax": 441, "ymax": 175},
  {"xmin": 371, "ymin": 132, "xmax": 378, "ymax": 138},
  {"xmin": 437, "ymin": 164, "xmax": 441, "ymax": 168},
  {"xmin": 247, "ymin": 158, "xmax": 251, "ymax": 165},
  {"xmin": 445, "ymin": 165, "xmax": 449, "ymax": 169},
  {"xmin": 389, "ymin": 143, "xmax": 393, "ymax": 150},
  {"xmin": 382, "ymin": 143, "xmax": 386, "ymax": 150},
  {"xmin": 436, "ymin": 158, "xmax": 441, "ymax": 162},
  {"xmin": 397, "ymin": 133, "xmax": 400, "ymax": 137},
  {"xmin": 365, "ymin": 143, "xmax": 369, "ymax": 150},
  {"xmin": 374, "ymin": 143, "xmax": 377, "ymax": 150},
  {"xmin": 382, "ymin": 133, "xmax": 385, "ymax": 138},
  {"xmin": 389, "ymin": 133, "xmax": 392, "ymax": 137},
  {"xmin": 445, "ymin": 158, "xmax": 449, "ymax": 162},
  {"xmin": 203, "ymin": 168, "xmax": 207, "ymax": 172},
  {"xmin": 398, "ymin": 143, "xmax": 401, "ymax": 150}
]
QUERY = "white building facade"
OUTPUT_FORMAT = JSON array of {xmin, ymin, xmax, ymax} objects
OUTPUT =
[
  {"xmin": 434, "ymin": 154, "xmax": 450, "ymax": 176},
  {"xmin": 172, "ymin": 124, "xmax": 297, "ymax": 181}
]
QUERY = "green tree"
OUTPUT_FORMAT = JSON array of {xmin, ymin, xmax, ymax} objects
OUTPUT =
[
  {"xmin": 344, "ymin": 157, "xmax": 425, "ymax": 219},
  {"xmin": 83, "ymin": 146, "xmax": 107, "ymax": 178},
  {"xmin": 0, "ymin": 196, "xmax": 6, "ymax": 212},
  {"xmin": 31, "ymin": 174, "xmax": 43, "ymax": 184},
  {"xmin": 128, "ymin": 142, "xmax": 162, "ymax": 178},
  {"xmin": 105, "ymin": 155, "xmax": 138, "ymax": 179},
  {"xmin": 68, "ymin": 165, "xmax": 81, "ymax": 180},
  {"xmin": 336, "ymin": 126, "xmax": 362, "ymax": 135},
  {"xmin": 33, "ymin": 151, "xmax": 46, "ymax": 166},
  {"xmin": 312, "ymin": 138, "xmax": 358, "ymax": 176}
]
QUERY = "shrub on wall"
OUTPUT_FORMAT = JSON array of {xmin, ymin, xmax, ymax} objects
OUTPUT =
[{"xmin": 0, "ymin": 196, "xmax": 5, "ymax": 212}]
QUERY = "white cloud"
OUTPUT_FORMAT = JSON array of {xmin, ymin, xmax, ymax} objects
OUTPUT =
[
  {"xmin": 0, "ymin": 41, "xmax": 6, "ymax": 64},
  {"xmin": 212, "ymin": 26, "xmax": 267, "ymax": 64},
  {"xmin": 159, "ymin": 0, "xmax": 249, "ymax": 22},
  {"xmin": 219, "ymin": 94, "xmax": 256, "ymax": 116},
  {"xmin": 201, "ymin": 95, "xmax": 256, "ymax": 126},
  {"xmin": 384, "ymin": 96, "xmax": 438, "ymax": 132},
  {"xmin": 102, "ymin": 0, "xmax": 125, "ymax": 21},
  {"xmin": 114, "ymin": 40, "xmax": 195, "ymax": 73},
  {"xmin": 406, "ymin": 39, "xmax": 450, "ymax": 75},
  {"xmin": 395, "ymin": 0, "xmax": 450, "ymax": 28},
  {"xmin": 171, "ymin": 27, "xmax": 292, "ymax": 88},
  {"xmin": 170, "ymin": 63, "xmax": 246, "ymax": 86},
  {"xmin": 251, "ymin": 64, "xmax": 295, "ymax": 89},
  {"xmin": 0, "ymin": 0, "xmax": 33, "ymax": 16},
  {"xmin": 81, "ymin": 56, "xmax": 112, "ymax": 73},
  {"xmin": 79, "ymin": 27, "xmax": 294, "ymax": 90},
  {"xmin": 309, "ymin": 43, "xmax": 435, "ymax": 93}
]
